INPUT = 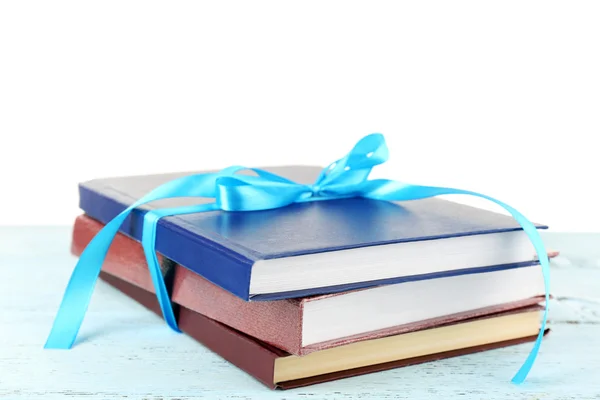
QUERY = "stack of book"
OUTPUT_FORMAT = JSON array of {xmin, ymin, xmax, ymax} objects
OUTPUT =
[{"xmin": 71, "ymin": 166, "xmax": 553, "ymax": 389}]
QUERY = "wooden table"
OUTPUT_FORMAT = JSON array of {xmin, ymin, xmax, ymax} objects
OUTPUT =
[{"xmin": 2, "ymin": 227, "xmax": 599, "ymax": 399}]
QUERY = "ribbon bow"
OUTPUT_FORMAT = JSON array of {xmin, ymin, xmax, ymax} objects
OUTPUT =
[{"xmin": 45, "ymin": 133, "xmax": 550, "ymax": 384}]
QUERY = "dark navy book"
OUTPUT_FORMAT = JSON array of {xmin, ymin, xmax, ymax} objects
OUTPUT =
[{"xmin": 78, "ymin": 166, "xmax": 545, "ymax": 301}]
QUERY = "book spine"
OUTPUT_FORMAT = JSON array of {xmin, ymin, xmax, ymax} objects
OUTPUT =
[
  {"xmin": 72, "ymin": 215, "xmax": 305, "ymax": 356},
  {"xmin": 78, "ymin": 184, "xmax": 256, "ymax": 300}
]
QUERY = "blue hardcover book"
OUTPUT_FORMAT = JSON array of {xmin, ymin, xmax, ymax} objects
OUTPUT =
[{"xmin": 79, "ymin": 166, "xmax": 545, "ymax": 301}]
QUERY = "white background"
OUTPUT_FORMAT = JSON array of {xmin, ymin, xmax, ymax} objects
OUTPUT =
[{"xmin": 0, "ymin": 1, "xmax": 598, "ymax": 231}]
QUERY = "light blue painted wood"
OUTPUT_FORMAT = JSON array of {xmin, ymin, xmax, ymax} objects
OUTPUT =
[{"xmin": 1, "ymin": 227, "xmax": 599, "ymax": 399}]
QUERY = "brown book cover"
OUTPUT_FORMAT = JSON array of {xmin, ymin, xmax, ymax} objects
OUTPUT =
[
  {"xmin": 99, "ymin": 271, "xmax": 546, "ymax": 389},
  {"xmin": 73, "ymin": 214, "xmax": 554, "ymax": 356}
]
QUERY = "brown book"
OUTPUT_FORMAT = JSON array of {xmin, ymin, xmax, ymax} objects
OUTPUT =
[
  {"xmin": 73, "ymin": 214, "xmax": 552, "ymax": 356},
  {"xmin": 100, "ymin": 271, "xmax": 546, "ymax": 389}
]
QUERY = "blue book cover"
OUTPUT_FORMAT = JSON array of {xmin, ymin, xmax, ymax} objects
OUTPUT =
[{"xmin": 79, "ymin": 166, "xmax": 545, "ymax": 301}]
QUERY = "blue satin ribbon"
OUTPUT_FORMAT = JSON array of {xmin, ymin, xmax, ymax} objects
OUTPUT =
[{"xmin": 45, "ymin": 133, "xmax": 550, "ymax": 384}]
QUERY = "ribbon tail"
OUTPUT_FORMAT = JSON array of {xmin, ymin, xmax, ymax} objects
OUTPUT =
[
  {"xmin": 44, "ymin": 210, "xmax": 131, "ymax": 349},
  {"xmin": 363, "ymin": 182, "xmax": 550, "ymax": 383},
  {"xmin": 141, "ymin": 203, "xmax": 220, "ymax": 333}
]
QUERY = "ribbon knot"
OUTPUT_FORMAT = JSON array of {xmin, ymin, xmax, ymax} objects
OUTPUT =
[
  {"xmin": 308, "ymin": 184, "xmax": 323, "ymax": 197},
  {"xmin": 44, "ymin": 133, "xmax": 550, "ymax": 385}
]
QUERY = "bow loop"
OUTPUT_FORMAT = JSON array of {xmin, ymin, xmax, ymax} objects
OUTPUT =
[
  {"xmin": 314, "ymin": 133, "xmax": 389, "ymax": 191},
  {"xmin": 345, "ymin": 133, "xmax": 389, "ymax": 169},
  {"xmin": 215, "ymin": 175, "xmax": 311, "ymax": 211}
]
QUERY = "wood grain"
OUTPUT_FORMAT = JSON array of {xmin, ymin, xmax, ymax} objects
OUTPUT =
[{"xmin": 1, "ymin": 227, "xmax": 599, "ymax": 399}]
